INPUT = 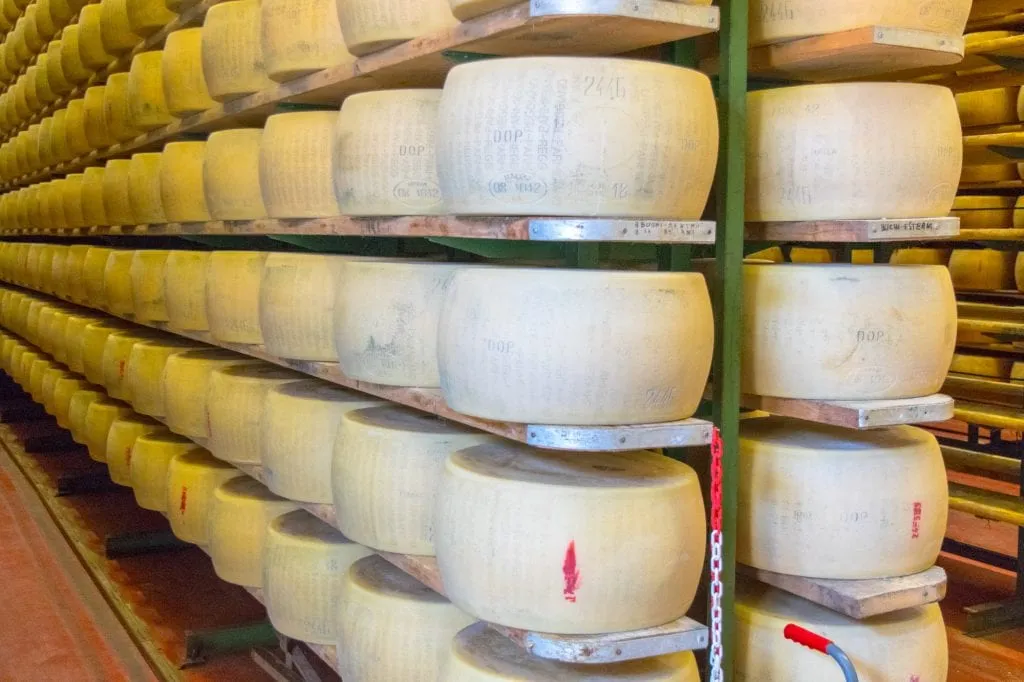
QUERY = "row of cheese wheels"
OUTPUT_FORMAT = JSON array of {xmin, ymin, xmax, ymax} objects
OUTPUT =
[
  {"xmin": 0, "ymin": 0, "xmax": 79, "ymax": 80},
  {"xmin": 1, "ymin": 242, "xmax": 961, "ymax": 413}
]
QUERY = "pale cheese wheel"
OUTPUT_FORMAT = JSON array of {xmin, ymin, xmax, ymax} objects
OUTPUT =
[
  {"xmin": 739, "ymin": 417, "xmax": 948, "ymax": 579},
  {"xmin": 261, "ymin": 0, "xmax": 352, "ymax": 81},
  {"xmin": 956, "ymin": 87, "xmax": 1019, "ymax": 128},
  {"xmin": 78, "ymin": 4, "xmax": 115, "ymax": 69},
  {"xmin": 82, "ymin": 248, "xmax": 115, "ymax": 307},
  {"xmin": 166, "ymin": 449, "xmax": 244, "ymax": 545},
  {"xmin": 103, "ymin": 248, "xmax": 137, "ymax": 315},
  {"xmin": 125, "ymin": 338, "xmax": 202, "ymax": 417},
  {"xmin": 127, "ymin": 50, "xmax": 172, "ymax": 131},
  {"xmin": 889, "ymin": 248, "xmax": 951, "ymax": 266},
  {"xmin": 130, "ymin": 433, "xmax": 197, "ymax": 511},
  {"xmin": 103, "ymin": 72, "xmax": 140, "ymax": 142},
  {"xmin": 105, "ymin": 414, "xmax": 165, "ymax": 486},
  {"xmin": 262, "ymin": 380, "xmax": 382, "ymax": 502},
  {"xmin": 335, "ymin": 0, "xmax": 457, "ymax": 56},
  {"xmin": 741, "ymin": 264, "xmax": 957, "ymax": 400},
  {"xmin": 436, "ymin": 443, "xmax": 706, "ymax": 633},
  {"xmin": 159, "ymin": 141, "xmax": 211, "ymax": 222},
  {"xmin": 68, "ymin": 389, "xmax": 108, "ymax": 445},
  {"xmin": 262, "ymin": 511, "xmax": 373, "ymax": 644},
  {"xmin": 102, "ymin": 159, "xmax": 135, "ymax": 225},
  {"xmin": 438, "ymin": 267, "xmax": 714, "ymax": 424},
  {"xmin": 949, "ymin": 249, "xmax": 1018, "ymax": 290},
  {"xmin": 736, "ymin": 586, "xmax": 948, "ymax": 682},
  {"xmin": 203, "ymin": 128, "xmax": 267, "ymax": 219},
  {"xmin": 129, "ymin": 249, "xmax": 171, "ymax": 320},
  {"xmin": 206, "ymin": 364, "xmax": 302, "ymax": 464},
  {"xmin": 951, "ymin": 195, "xmax": 1014, "ymax": 228},
  {"xmin": 163, "ymin": 349, "xmax": 257, "ymax": 438},
  {"xmin": 83, "ymin": 398, "xmax": 133, "ymax": 462},
  {"xmin": 260, "ymin": 252, "xmax": 342, "ymax": 360},
  {"xmin": 128, "ymin": 152, "xmax": 166, "ymax": 223},
  {"xmin": 162, "ymin": 28, "xmax": 215, "ymax": 117},
  {"xmin": 206, "ymin": 250, "xmax": 266, "ymax": 343},
  {"xmin": 83, "ymin": 85, "xmax": 113, "ymax": 149},
  {"xmin": 164, "ymin": 250, "xmax": 210, "ymax": 330},
  {"xmin": 438, "ymin": 58, "xmax": 717, "ymax": 218},
  {"xmin": 207, "ymin": 477, "xmax": 298, "ymax": 587},
  {"xmin": 333, "ymin": 405, "xmax": 493, "ymax": 554},
  {"xmin": 99, "ymin": 0, "xmax": 140, "ymax": 54},
  {"xmin": 949, "ymin": 353, "xmax": 1014, "ymax": 378},
  {"xmin": 101, "ymin": 329, "xmax": 168, "ymax": 399},
  {"xmin": 125, "ymin": 0, "xmax": 174, "ymax": 38},
  {"xmin": 81, "ymin": 167, "xmax": 109, "ymax": 226},
  {"xmin": 260, "ymin": 111, "xmax": 340, "ymax": 218},
  {"xmin": 337, "ymin": 555, "xmax": 475, "ymax": 682},
  {"xmin": 747, "ymin": 83, "xmax": 961, "ymax": 221},
  {"xmin": 333, "ymin": 89, "xmax": 443, "ymax": 215},
  {"xmin": 200, "ymin": 0, "xmax": 274, "ymax": 101},
  {"xmin": 52, "ymin": 376, "xmax": 95, "ymax": 428}
]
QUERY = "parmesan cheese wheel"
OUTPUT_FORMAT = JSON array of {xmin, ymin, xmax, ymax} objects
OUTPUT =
[
  {"xmin": 128, "ymin": 152, "xmax": 166, "ymax": 223},
  {"xmin": 747, "ymin": 83, "xmax": 961, "ymax": 221},
  {"xmin": 206, "ymin": 250, "xmax": 266, "ymax": 344},
  {"xmin": 739, "ymin": 418, "xmax": 948, "ymax": 579},
  {"xmin": 68, "ymin": 388, "xmax": 108, "ymax": 445},
  {"xmin": 126, "ymin": 338, "xmax": 202, "ymax": 417},
  {"xmin": 103, "ymin": 248, "xmax": 138, "ymax": 315},
  {"xmin": 103, "ymin": 72, "xmax": 139, "ymax": 142},
  {"xmin": 52, "ymin": 377, "xmax": 95, "ymax": 428},
  {"xmin": 1015, "ymin": 196, "xmax": 1024, "ymax": 229},
  {"xmin": 41, "ymin": 367, "xmax": 73, "ymax": 417},
  {"xmin": 37, "ymin": 116, "xmax": 55, "ymax": 167},
  {"xmin": 82, "ymin": 248, "xmax": 114, "ymax": 307},
  {"xmin": 159, "ymin": 141, "xmax": 211, "ymax": 222},
  {"xmin": 438, "ymin": 267, "xmax": 714, "ymax": 424},
  {"xmin": 130, "ymin": 433, "xmax": 197, "ymax": 511},
  {"xmin": 335, "ymin": 0, "xmax": 457, "ymax": 56},
  {"xmin": 78, "ymin": 4, "xmax": 115, "ymax": 69},
  {"xmin": 259, "ymin": 252, "xmax": 343, "ymax": 360},
  {"xmin": 262, "ymin": 380, "xmax": 382, "ymax": 503},
  {"xmin": 164, "ymin": 250, "xmax": 210, "ymax": 330},
  {"xmin": 128, "ymin": 51, "xmax": 172, "ymax": 131},
  {"xmin": 438, "ymin": 58, "xmax": 717, "ymax": 219},
  {"xmin": 83, "ymin": 85, "xmax": 113, "ymax": 149},
  {"xmin": 949, "ymin": 353, "xmax": 1014, "ymax": 378},
  {"xmin": 61, "ymin": 173, "xmax": 86, "ymax": 229},
  {"xmin": 64, "ymin": 245, "xmax": 93, "ymax": 303},
  {"xmin": 166, "ymin": 449, "xmax": 243, "ymax": 545},
  {"xmin": 261, "ymin": 0, "xmax": 352, "ymax": 81},
  {"xmin": 203, "ymin": 128, "xmax": 267, "ymax": 219},
  {"xmin": 337, "ymin": 555, "xmax": 475, "ymax": 682},
  {"xmin": 162, "ymin": 27, "xmax": 215, "ymax": 117},
  {"xmin": 102, "ymin": 159, "xmax": 135, "ymax": 225},
  {"xmin": 101, "ymin": 329, "xmax": 168, "ymax": 399},
  {"xmin": 83, "ymin": 398, "xmax": 133, "ymax": 462},
  {"xmin": 200, "ymin": 0, "xmax": 274, "ymax": 101},
  {"xmin": 443, "ymin": 623, "xmax": 700, "ymax": 681},
  {"xmin": 262, "ymin": 511, "xmax": 373, "ymax": 644},
  {"xmin": 99, "ymin": 0, "xmax": 140, "ymax": 54},
  {"xmin": 129, "ymin": 249, "xmax": 171, "ymax": 321},
  {"xmin": 436, "ymin": 443, "xmax": 706, "ymax": 633},
  {"xmin": 741, "ymin": 264, "xmax": 957, "ymax": 400},
  {"xmin": 125, "ymin": 0, "xmax": 174, "ymax": 37},
  {"xmin": 949, "ymin": 249, "xmax": 1018, "ymax": 290},
  {"xmin": 889, "ymin": 248, "xmax": 951, "ymax": 266},
  {"xmin": 956, "ymin": 87, "xmax": 1019, "ymax": 128},
  {"xmin": 260, "ymin": 111, "xmax": 340, "ymax": 218},
  {"xmin": 105, "ymin": 414, "xmax": 165, "ymax": 486},
  {"xmin": 60, "ymin": 26, "xmax": 92, "ymax": 84},
  {"xmin": 81, "ymin": 167, "xmax": 109, "ymax": 227},
  {"xmin": 46, "ymin": 40, "xmax": 71, "ymax": 95},
  {"xmin": 206, "ymin": 364, "xmax": 302, "ymax": 464},
  {"xmin": 163, "ymin": 350, "xmax": 257, "ymax": 438},
  {"xmin": 28, "ymin": 358, "xmax": 58, "ymax": 403},
  {"xmin": 65, "ymin": 313, "xmax": 107, "ymax": 373},
  {"xmin": 736, "ymin": 586, "xmax": 948, "ymax": 682},
  {"xmin": 951, "ymin": 195, "xmax": 1014, "ymax": 228},
  {"xmin": 207, "ymin": 477, "xmax": 298, "ymax": 587},
  {"xmin": 333, "ymin": 89, "xmax": 443, "ymax": 216},
  {"xmin": 333, "ymin": 405, "xmax": 493, "ymax": 554}
]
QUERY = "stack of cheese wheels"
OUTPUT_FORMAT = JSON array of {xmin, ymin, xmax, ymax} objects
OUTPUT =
[
  {"xmin": 130, "ymin": 433, "xmax": 198, "ymax": 511},
  {"xmin": 437, "ymin": 57, "xmax": 718, "ymax": 218},
  {"xmin": 950, "ymin": 353, "xmax": 1015, "ymax": 378},
  {"xmin": 261, "ymin": 380, "xmax": 382, "ymax": 503},
  {"xmin": 259, "ymin": 252, "xmax": 343, "ymax": 361},
  {"xmin": 948, "ymin": 249, "xmax": 1018, "ymax": 290},
  {"xmin": 739, "ymin": 417, "xmax": 948, "ymax": 579},
  {"xmin": 333, "ymin": 258, "xmax": 461, "ymax": 386},
  {"xmin": 163, "ymin": 350, "xmax": 255, "ymax": 438},
  {"xmin": 105, "ymin": 414, "xmax": 164, "ymax": 485},
  {"xmin": 956, "ymin": 87, "xmax": 1019, "ymax": 127},
  {"xmin": 207, "ymin": 477, "xmax": 298, "ymax": 587},
  {"xmin": 84, "ymin": 398, "xmax": 133, "ymax": 462},
  {"xmin": 261, "ymin": 0, "xmax": 351, "ymax": 81},
  {"xmin": 260, "ymin": 111, "xmax": 340, "ymax": 218},
  {"xmin": 444, "ymin": 623, "xmax": 701, "ymax": 680},
  {"xmin": 166, "ymin": 449, "xmax": 243, "ymax": 545},
  {"xmin": 161, "ymin": 28, "xmax": 215, "ymax": 117},
  {"xmin": 200, "ymin": 0, "xmax": 274, "ymax": 101},
  {"xmin": 438, "ymin": 267, "xmax": 714, "ymax": 424},
  {"xmin": 436, "ymin": 443, "xmax": 706, "ymax": 633},
  {"xmin": 125, "ymin": 337, "xmax": 202, "ymax": 417},
  {"xmin": 101, "ymin": 329, "xmax": 167, "ymax": 400},
  {"xmin": 262, "ymin": 511, "xmax": 372, "ymax": 644},
  {"xmin": 741, "ymin": 264, "xmax": 957, "ymax": 400},
  {"xmin": 128, "ymin": 153, "xmax": 166, "ymax": 224},
  {"xmin": 333, "ymin": 405, "xmax": 493, "ymax": 554},
  {"xmin": 951, "ymin": 195, "xmax": 1014, "ymax": 228},
  {"xmin": 736, "ymin": 585, "xmax": 948, "ymax": 680},
  {"xmin": 746, "ymin": 83, "xmax": 961, "ymax": 221},
  {"xmin": 203, "ymin": 128, "xmax": 267, "ymax": 219},
  {"xmin": 104, "ymin": 249, "xmax": 138, "ymax": 315},
  {"xmin": 160, "ymin": 141, "xmax": 211, "ymax": 222},
  {"xmin": 127, "ymin": 51, "xmax": 172, "ymax": 131},
  {"xmin": 206, "ymin": 364, "xmax": 301, "ymax": 464},
  {"xmin": 335, "ymin": 0, "xmax": 456, "ymax": 56},
  {"xmin": 164, "ymin": 250, "xmax": 211, "ymax": 330},
  {"xmin": 129, "ymin": 249, "xmax": 171, "ymax": 321},
  {"xmin": 890, "ymin": 248, "xmax": 951, "ymax": 266},
  {"xmin": 337, "ymin": 555, "xmax": 474, "ymax": 681},
  {"xmin": 333, "ymin": 89, "xmax": 444, "ymax": 216},
  {"xmin": 206, "ymin": 250, "xmax": 266, "ymax": 344}
]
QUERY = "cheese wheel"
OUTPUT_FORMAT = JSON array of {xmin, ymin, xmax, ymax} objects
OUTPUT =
[
  {"xmin": 333, "ymin": 89, "xmax": 443, "ymax": 216},
  {"xmin": 260, "ymin": 111, "xmax": 340, "ymax": 218},
  {"xmin": 889, "ymin": 248, "xmax": 951, "ymax": 266},
  {"xmin": 37, "ymin": 116, "xmax": 55, "ymax": 167},
  {"xmin": 436, "ymin": 443, "xmax": 706, "ymax": 633},
  {"xmin": 66, "ymin": 98, "xmax": 93, "ymax": 157},
  {"xmin": 59, "ymin": 26, "xmax": 93, "ymax": 84},
  {"xmin": 956, "ymin": 87, "xmax": 1019, "ymax": 128},
  {"xmin": 162, "ymin": 28, "xmax": 214, "ymax": 117},
  {"xmin": 335, "ymin": 0, "xmax": 456, "ymax": 56},
  {"xmin": 103, "ymin": 248, "xmax": 138, "ymax": 315},
  {"xmin": 128, "ymin": 152, "xmax": 167, "ymax": 223},
  {"xmin": 263, "ymin": 511, "xmax": 373, "ymax": 644},
  {"xmin": 789, "ymin": 247, "xmax": 833, "ymax": 263},
  {"xmin": 206, "ymin": 250, "xmax": 266, "ymax": 344},
  {"xmin": 949, "ymin": 353, "xmax": 1014, "ymax": 378},
  {"xmin": 739, "ymin": 418, "xmax": 947, "ymax": 579},
  {"xmin": 68, "ymin": 389, "xmax": 108, "ymax": 445},
  {"xmin": 125, "ymin": 0, "xmax": 174, "ymax": 37},
  {"xmin": 736, "ymin": 586, "xmax": 948, "ymax": 682},
  {"xmin": 128, "ymin": 51, "xmax": 173, "ymax": 130},
  {"xmin": 41, "ymin": 367, "xmax": 72, "ymax": 416},
  {"xmin": 949, "ymin": 249, "xmax": 1018, "ymax": 290},
  {"xmin": 741, "ymin": 264, "xmax": 957, "ymax": 400},
  {"xmin": 65, "ymin": 314, "xmax": 107, "ymax": 373},
  {"xmin": 261, "ymin": 380, "xmax": 381, "ymax": 502},
  {"xmin": 101, "ymin": 329, "xmax": 168, "ymax": 399},
  {"xmin": 206, "ymin": 364, "xmax": 302, "ymax": 464},
  {"xmin": 333, "ymin": 405, "xmax": 492, "ymax": 553},
  {"xmin": 438, "ymin": 58, "xmax": 717, "ymax": 219},
  {"xmin": 951, "ymin": 195, "xmax": 1014, "ymax": 228},
  {"xmin": 163, "ymin": 350, "xmax": 257, "ymax": 438},
  {"xmin": 337, "ymin": 555, "xmax": 475, "ymax": 681},
  {"xmin": 103, "ymin": 72, "xmax": 140, "ymax": 142},
  {"xmin": 164, "ymin": 250, "xmax": 210, "ymax": 330},
  {"xmin": 60, "ymin": 173, "xmax": 87, "ymax": 229},
  {"xmin": 1015, "ymin": 196, "xmax": 1024, "ymax": 229},
  {"xmin": 261, "ymin": 0, "xmax": 352, "ymax": 81},
  {"xmin": 203, "ymin": 128, "xmax": 267, "ymax": 219},
  {"xmin": 81, "ymin": 167, "xmax": 109, "ymax": 227},
  {"xmin": 99, "ymin": 0, "xmax": 140, "ymax": 54},
  {"xmin": 166, "ymin": 449, "xmax": 244, "ymax": 545},
  {"xmin": 63, "ymin": 245, "xmax": 93, "ymax": 304},
  {"xmin": 83, "ymin": 398, "xmax": 133, "ymax": 462},
  {"xmin": 129, "ymin": 249, "xmax": 171, "ymax": 321},
  {"xmin": 83, "ymin": 85, "xmax": 113, "ymax": 149},
  {"xmin": 126, "ymin": 338, "xmax": 202, "ymax": 417},
  {"xmin": 159, "ymin": 141, "xmax": 210, "ymax": 222},
  {"xmin": 28, "ymin": 358, "xmax": 58, "ymax": 403},
  {"xmin": 105, "ymin": 415, "xmax": 165, "ymax": 486},
  {"xmin": 81, "ymin": 248, "xmax": 114, "ymax": 307},
  {"xmin": 1017, "ymin": 252, "xmax": 1024, "ymax": 291},
  {"xmin": 46, "ymin": 40, "xmax": 71, "ymax": 95},
  {"xmin": 130, "ymin": 433, "xmax": 197, "ymax": 511},
  {"xmin": 443, "ymin": 623, "xmax": 700, "ymax": 681},
  {"xmin": 79, "ymin": 5, "xmax": 115, "ymax": 69},
  {"xmin": 439, "ymin": 267, "xmax": 714, "ymax": 424},
  {"xmin": 103, "ymin": 159, "xmax": 135, "ymax": 225},
  {"xmin": 200, "ymin": 0, "xmax": 274, "ymax": 101},
  {"xmin": 207, "ymin": 477, "xmax": 298, "ymax": 587},
  {"xmin": 260, "ymin": 252, "xmax": 343, "ymax": 360},
  {"xmin": 52, "ymin": 377, "xmax": 95, "ymax": 428},
  {"xmin": 747, "ymin": 83, "xmax": 961, "ymax": 221}
]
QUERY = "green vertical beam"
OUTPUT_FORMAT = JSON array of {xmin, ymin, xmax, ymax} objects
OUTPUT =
[{"xmin": 713, "ymin": 0, "xmax": 748, "ymax": 678}]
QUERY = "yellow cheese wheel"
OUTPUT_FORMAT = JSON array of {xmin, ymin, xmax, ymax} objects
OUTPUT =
[
  {"xmin": 262, "ymin": 511, "xmax": 372, "ymax": 644},
  {"xmin": 125, "ymin": 337, "xmax": 201, "ymax": 416},
  {"xmin": 262, "ymin": 380, "xmax": 382, "ymax": 503},
  {"xmin": 83, "ymin": 397, "xmax": 134, "ymax": 462},
  {"xmin": 126, "ymin": 0, "xmax": 175, "ymax": 36},
  {"xmin": 261, "ymin": 0, "xmax": 352, "ymax": 81},
  {"xmin": 956, "ymin": 87, "xmax": 1019, "ymax": 128},
  {"xmin": 207, "ymin": 364, "xmax": 302, "ymax": 464},
  {"xmin": 83, "ymin": 85, "xmax": 113, "ymax": 149},
  {"xmin": 161, "ymin": 28, "xmax": 214, "ymax": 117},
  {"xmin": 37, "ymin": 116, "xmax": 55, "ymax": 167},
  {"xmin": 747, "ymin": 83, "xmax": 961, "ymax": 221},
  {"xmin": 436, "ymin": 443, "xmax": 705, "ymax": 633},
  {"xmin": 129, "ymin": 249, "xmax": 171, "ymax": 321},
  {"xmin": 949, "ymin": 353, "xmax": 1014, "ymax": 378},
  {"xmin": 65, "ymin": 313, "xmax": 108, "ymax": 373},
  {"xmin": 103, "ymin": 72, "xmax": 140, "ymax": 142},
  {"xmin": 105, "ymin": 414, "xmax": 165, "ymax": 486},
  {"xmin": 15, "ymin": 349, "xmax": 46, "ymax": 392},
  {"xmin": 103, "ymin": 248, "xmax": 137, "ymax": 315},
  {"xmin": 78, "ymin": 4, "xmax": 115, "ymax": 69},
  {"xmin": 260, "ymin": 111, "xmax": 340, "ymax": 218},
  {"xmin": 200, "ymin": 0, "xmax": 274, "ymax": 101},
  {"xmin": 335, "ymin": 0, "xmax": 456, "ymax": 56},
  {"xmin": 949, "ymin": 249, "xmax": 1017, "ymax": 290},
  {"xmin": 99, "ymin": 0, "xmax": 140, "ymax": 54},
  {"xmin": 68, "ymin": 388, "xmax": 108, "ymax": 445},
  {"xmin": 159, "ymin": 141, "xmax": 211, "ymax": 221},
  {"xmin": 889, "ymin": 248, "xmax": 951, "ymax": 266},
  {"xmin": 788, "ymin": 247, "xmax": 833, "ymax": 263},
  {"xmin": 206, "ymin": 250, "xmax": 266, "ymax": 343},
  {"xmin": 63, "ymin": 245, "xmax": 94, "ymax": 304},
  {"xmin": 741, "ymin": 264, "xmax": 957, "ymax": 400},
  {"xmin": 207, "ymin": 477, "xmax": 298, "ymax": 587},
  {"xmin": 165, "ymin": 449, "xmax": 244, "ymax": 545},
  {"xmin": 128, "ymin": 50, "xmax": 173, "ymax": 130},
  {"xmin": 164, "ymin": 250, "xmax": 210, "ymax": 330},
  {"xmin": 60, "ymin": 24, "xmax": 94, "ymax": 84},
  {"xmin": 53, "ymin": 377, "xmax": 95, "ymax": 428},
  {"xmin": 28, "ymin": 358, "xmax": 59, "ymax": 403},
  {"xmin": 163, "ymin": 349, "xmax": 257, "ymax": 438},
  {"xmin": 128, "ymin": 152, "xmax": 166, "ymax": 223},
  {"xmin": 37, "ymin": 0, "xmax": 60, "ymax": 38},
  {"xmin": 203, "ymin": 128, "xmax": 267, "ymax": 219},
  {"xmin": 45, "ymin": 40, "xmax": 71, "ymax": 95},
  {"xmin": 951, "ymin": 195, "xmax": 1014, "ymax": 228},
  {"xmin": 81, "ymin": 167, "xmax": 109, "ymax": 227},
  {"xmin": 259, "ymin": 252, "xmax": 344, "ymax": 360},
  {"xmin": 64, "ymin": 98, "xmax": 93, "ymax": 157},
  {"xmin": 1015, "ymin": 196, "xmax": 1024, "ymax": 229},
  {"xmin": 59, "ymin": 173, "xmax": 86, "ymax": 229},
  {"xmin": 101, "ymin": 329, "xmax": 167, "ymax": 399},
  {"xmin": 50, "ymin": 108, "xmax": 70, "ymax": 162},
  {"xmin": 41, "ymin": 367, "xmax": 74, "ymax": 417},
  {"xmin": 102, "ymin": 159, "xmax": 135, "ymax": 225},
  {"xmin": 130, "ymin": 433, "xmax": 197, "ymax": 511}
]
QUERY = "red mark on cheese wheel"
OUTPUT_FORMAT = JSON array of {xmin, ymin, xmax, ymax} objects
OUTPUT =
[
  {"xmin": 911, "ymin": 675, "xmax": 921, "ymax": 682},
  {"xmin": 179, "ymin": 486, "xmax": 188, "ymax": 513},
  {"xmin": 124, "ymin": 445, "xmax": 132, "ymax": 466},
  {"xmin": 911, "ymin": 501, "xmax": 922, "ymax": 539},
  {"xmin": 562, "ymin": 541, "xmax": 580, "ymax": 603},
  {"xmin": 118, "ymin": 359, "xmax": 126, "ymax": 378}
]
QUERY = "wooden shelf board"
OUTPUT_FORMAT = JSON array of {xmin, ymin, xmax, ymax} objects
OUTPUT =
[
  {"xmin": 959, "ymin": 317, "xmax": 1024, "ymax": 341},
  {"xmin": 738, "ymin": 393, "xmax": 955, "ymax": 429},
  {"xmin": 742, "ymin": 565, "xmax": 948, "ymax": 620},
  {"xmin": 958, "ymin": 180, "xmax": 1024, "ymax": 191},
  {"xmin": 942, "ymin": 373, "xmax": 1024, "ymax": 409},
  {"xmin": 953, "ymin": 399, "xmax": 1024, "ymax": 431},
  {"xmin": 949, "ymin": 481, "xmax": 1024, "ymax": 526},
  {"xmin": 744, "ymin": 217, "xmax": 959, "ymax": 243}
]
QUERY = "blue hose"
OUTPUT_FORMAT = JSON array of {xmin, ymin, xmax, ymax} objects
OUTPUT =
[{"xmin": 826, "ymin": 643, "xmax": 859, "ymax": 682}]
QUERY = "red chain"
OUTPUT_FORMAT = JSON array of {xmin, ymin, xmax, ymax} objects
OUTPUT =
[{"xmin": 710, "ymin": 426, "xmax": 723, "ymax": 533}]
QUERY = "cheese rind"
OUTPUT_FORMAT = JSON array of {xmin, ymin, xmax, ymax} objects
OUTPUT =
[
  {"xmin": 203, "ymin": 128, "xmax": 268, "ymax": 220},
  {"xmin": 335, "ymin": 0, "xmax": 457, "ymax": 56},
  {"xmin": 130, "ymin": 433, "xmax": 197, "ymax": 511},
  {"xmin": 78, "ymin": 5, "xmax": 115, "ymax": 69},
  {"xmin": 951, "ymin": 195, "xmax": 1014, "ymax": 228},
  {"xmin": 261, "ymin": 0, "xmax": 352, "ymax": 81},
  {"xmin": 101, "ymin": 329, "xmax": 167, "ymax": 400},
  {"xmin": 200, "ymin": 0, "xmax": 274, "ymax": 101},
  {"xmin": 163, "ymin": 349, "xmax": 255, "ymax": 438},
  {"xmin": 160, "ymin": 141, "xmax": 211, "ymax": 222},
  {"xmin": 206, "ymin": 364, "xmax": 301, "ymax": 464},
  {"xmin": 83, "ymin": 247, "xmax": 114, "ymax": 308},
  {"xmin": 950, "ymin": 353, "xmax": 1015, "ymax": 378},
  {"xmin": 125, "ymin": 338, "xmax": 199, "ymax": 416},
  {"xmin": 129, "ymin": 250, "xmax": 171, "ymax": 321},
  {"xmin": 103, "ymin": 249, "xmax": 138, "ymax": 316},
  {"xmin": 125, "ymin": 0, "xmax": 175, "ymax": 36},
  {"xmin": 103, "ymin": 72, "xmax": 139, "ymax": 142},
  {"xmin": 127, "ymin": 51, "xmax": 172, "ymax": 131},
  {"xmin": 99, "ymin": 0, "xmax": 140, "ymax": 54},
  {"xmin": 260, "ymin": 111, "xmax": 340, "ymax": 218},
  {"xmin": 102, "ymin": 159, "xmax": 135, "ymax": 226},
  {"xmin": 206, "ymin": 251, "xmax": 267, "ymax": 343},
  {"xmin": 949, "ymin": 249, "xmax": 1018, "ymax": 290},
  {"xmin": 84, "ymin": 398, "xmax": 134, "ymax": 462},
  {"xmin": 162, "ymin": 28, "xmax": 215, "ymax": 116},
  {"xmin": 166, "ymin": 449, "xmax": 243, "ymax": 545},
  {"xmin": 128, "ymin": 152, "xmax": 167, "ymax": 223},
  {"xmin": 962, "ymin": 164, "xmax": 1017, "ymax": 184},
  {"xmin": 1017, "ymin": 252, "xmax": 1024, "ymax": 292},
  {"xmin": 956, "ymin": 87, "xmax": 1019, "ymax": 128},
  {"xmin": 163, "ymin": 250, "xmax": 211, "ymax": 330},
  {"xmin": 889, "ymin": 248, "xmax": 951, "ymax": 266},
  {"xmin": 259, "ymin": 253, "xmax": 342, "ymax": 361},
  {"xmin": 105, "ymin": 415, "xmax": 164, "ymax": 486}
]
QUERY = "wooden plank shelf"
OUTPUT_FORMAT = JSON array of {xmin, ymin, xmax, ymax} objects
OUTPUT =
[
  {"xmin": 745, "ymin": 217, "xmax": 959, "ymax": 243},
  {"xmin": 959, "ymin": 317, "xmax": 1024, "ymax": 342},
  {"xmin": 3, "ymin": 0, "xmax": 720, "ymax": 189},
  {"xmin": 737, "ymin": 393, "xmax": 955, "ymax": 430},
  {"xmin": 741, "ymin": 565, "xmax": 948, "ymax": 620}
]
